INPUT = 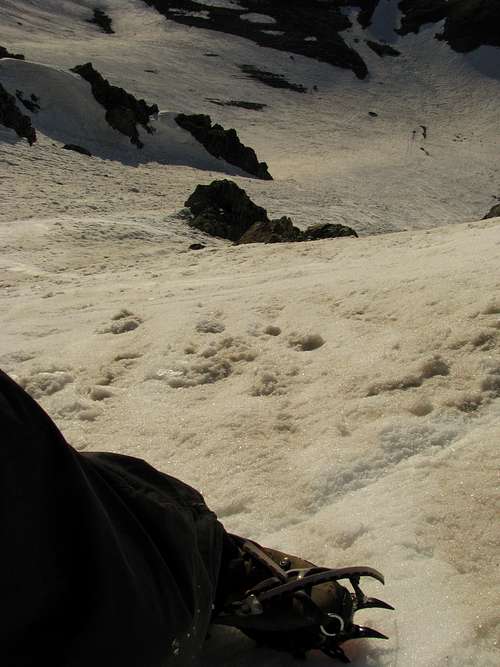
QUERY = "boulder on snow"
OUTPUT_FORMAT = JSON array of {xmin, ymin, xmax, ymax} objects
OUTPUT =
[
  {"xmin": 304, "ymin": 223, "xmax": 358, "ymax": 240},
  {"xmin": 238, "ymin": 217, "xmax": 303, "ymax": 244},
  {"xmin": 185, "ymin": 179, "xmax": 268, "ymax": 242},
  {"xmin": 175, "ymin": 114, "xmax": 272, "ymax": 180},
  {"xmin": 71, "ymin": 62, "xmax": 158, "ymax": 148},
  {"xmin": 63, "ymin": 144, "xmax": 92, "ymax": 157},
  {"xmin": 0, "ymin": 83, "xmax": 36, "ymax": 145},
  {"xmin": 483, "ymin": 204, "xmax": 500, "ymax": 220}
]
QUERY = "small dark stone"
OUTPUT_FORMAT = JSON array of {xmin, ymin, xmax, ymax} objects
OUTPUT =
[
  {"xmin": 368, "ymin": 111, "xmax": 378, "ymax": 117},
  {"xmin": 304, "ymin": 223, "xmax": 358, "ymax": 240},
  {"xmin": 0, "ymin": 83, "xmax": 36, "ymax": 145},
  {"xmin": 483, "ymin": 203, "xmax": 500, "ymax": 220},
  {"xmin": 189, "ymin": 243, "xmax": 206, "ymax": 250},
  {"xmin": 71, "ymin": 63, "xmax": 158, "ymax": 148},
  {"xmin": 62, "ymin": 144, "xmax": 92, "ymax": 157},
  {"xmin": 175, "ymin": 113, "xmax": 271, "ymax": 180},
  {"xmin": 366, "ymin": 40, "xmax": 401, "ymax": 57}
]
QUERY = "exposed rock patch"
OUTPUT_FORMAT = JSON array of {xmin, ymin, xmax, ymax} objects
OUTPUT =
[
  {"xmin": 185, "ymin": 180, "xmax": 269, "ymax": 242},
  {"xmin": 304, "ymin": 223, "xmax": 358, "ymax": 240},
  {"xmin": 483, "ymin": 203, "xmax": 500, "ymax": 219},
  {"xmin": 0, "ymin": 83, "xmax": 36, "ymax": 145},
  {"xmin": 71, "ymin": 62, "xmax": 158, "ymax": 148},
  {"xmin": 206, "ymin": 98, "xmax": 267, "ymax": 111},
  {"xmin": 0, "ymin": 46, "xmax": 25, "ymax": 60},
  {"xmin": 87, "ymin": 8, "xmax": 114, "ymax": 34},
  {"xmin": 15, "ymin": 90, "xmax": 40, "ymax": 113},
  {"xmin": 239, "ymin": 65, "xmax": 307, "ymax": 93},
  {"xmin": 63, "ymin": 144, "xmax": 92, "ymax": 157},
  {"xmin": 175, "ymin": 113, "xmax": 271, "ymax": 180},
  {"xmin": 141, "ymin": 0, "xmax": 368, "ymax": 79},
  {"xmin": 184, "ymin": 179, "xmax": 358, "ymax": 244},
  {"xmin": 366, "ymin": 40, "xmax": 400, "ymax": 57}
]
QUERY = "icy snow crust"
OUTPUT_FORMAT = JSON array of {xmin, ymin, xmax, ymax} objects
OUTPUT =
[{"xmin": 1, "ymin": 1, "xmax": 500, "ymax": 666}]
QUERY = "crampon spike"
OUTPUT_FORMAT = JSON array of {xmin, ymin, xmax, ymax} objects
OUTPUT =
[
  {"xmin": 351, "ymin": 625, "xmax": 389, "ymax": 641},
  {"xmin": 356, "ymin": 597, "xmax": 395, "ymax": 611}
]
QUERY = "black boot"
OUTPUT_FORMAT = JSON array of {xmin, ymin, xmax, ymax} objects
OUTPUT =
[{"xmin": 213, "ymin": 534, "xmax": 394, "ymax": 663}]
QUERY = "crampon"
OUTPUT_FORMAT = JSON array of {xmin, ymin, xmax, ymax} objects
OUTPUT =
[{"xmin": 213, "ymin": 536, "xmax": 394, "ymax": 663}]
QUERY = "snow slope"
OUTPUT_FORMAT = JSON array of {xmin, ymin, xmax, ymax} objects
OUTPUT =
[{"xmin": 1, "ymin": 1, "xmax": 500, "ymax": 666}]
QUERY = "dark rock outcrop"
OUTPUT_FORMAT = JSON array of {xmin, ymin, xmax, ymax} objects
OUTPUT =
[
  {"xmin": 71, "ymin": 62, "xmax": 158, "ymax": 148},
  {"xmin": 87, "ymin": 8, "xmax": 114, "ymax": 34},
  {"xmin": 0, "ymin": 83, "xmax": 36, "ymax": 145},
  {"xmin": 239, "ymin": 217, "xmax": 303, "ymax": 244},
  {"xmin": 63, "ymin": 144, "xmax": 92, "ymax": 157},
  {"xmin": 398, "ymin": 0, "xmax": 500, "ymax": 52},
  {"xmin": 304, "ymin": 223, "xmax": 358, "ymax": 240},
  {"xmin": 366, "ymin": 40, "xmax": 401, "ymax": 57},
  {"xmin": 0, "ymin": 46, "xmax": 25, "ymax": 60},
  {"xmin": 239, "ymin": 65, "xmax": 307, "ymax": 93},
  {"xmin": 184, "ymin": 180, "xmax": 358, "ymax": 245},
  {"xmin": 185, "ymin": 180, "xmax": 269, "ymax": 242},
  {"xmin": 175, "ymin": 114, "xmax": 272, "ymax": 180},
  {"xmin": 140, "ymin": 1, "xmax": 368, "ymax": 79},
  {"xmin": 483, "ymin": 204, "xmax": 500, "ymax": 220}
]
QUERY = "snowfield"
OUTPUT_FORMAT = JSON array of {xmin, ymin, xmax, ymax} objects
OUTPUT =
[{"xmin": 1, "ymin": 1, "xmax": 499, "ymax": 666}]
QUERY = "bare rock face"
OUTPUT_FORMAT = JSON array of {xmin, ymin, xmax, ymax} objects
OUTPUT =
[
  {"xmin": 71, "ymin": 62, "xmax": 158, "ymax": 148},
  {"xmin": 175, "ymin": 114, "xmax": 272, "ymax": 180},
  {"xmin": 0, "ymin": 83, "xmax": 36, "ymax": 145},
  {"xmin": 483, "ymin": 204, "xmax": 500, "ymax": 220}
]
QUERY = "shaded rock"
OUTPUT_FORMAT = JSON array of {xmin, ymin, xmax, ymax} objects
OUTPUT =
[
  {"xmin": 63, "ymin": 144, "xmax": 92, "ymax": 157},
  {"xmin": 0, "ymin": 83, "xmax": 36, "ymax": 145},
  {"xmin": 366, "ymin": 40, "xmax": 400, "ymax": 57},
  {"xmin": 141, "ymin": 0, "xmax": 368, "ymax": 79},
  {"xmin": 304, "ymin": 223, "xmax": 358, "ymax": 240},
  {"xmin": 483, "ymin": 204, "xmax": 500, "ymax": 220},
  {"xmin": 239, "ymin": 65, "xmax": 307, "ymax": 93},
  {"xmin": 189, "ymin": 243, "xmax": 206, "ymax": 251},
  {"xmin": 368, "ymin": 111, "xmax": 378, "ymax": 117},
  {"xmin": 185, "ymin": 179, "xmax": 268, "ymax": 242},
  {"xmin": 238, "ymin": 217, "xmax": 304, "ymax": 244},
  {"xmin": 15, "ymin": 90, "xmax": 40, "ymax": 113},
  {"xmin": 175, "ymin": 113, "xmax": 271, "ymax": 180},
  {"xmin": 398, "ymin": 0, "xmax": 500, "ymax": 52},
  {"xmin": 0, "ymin": 46, "xmax": 25, "ymax": 60},
  {"xmin": 356, "ymin": 0, "xmax": 382, "ymax": 28},
  {"xmin": 87, "ymin": 8, "xmax": 114, "ymax": 34},
  {"xmin": 71, "ymin": 62, "xmax": 158, "ymax": 148}
]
